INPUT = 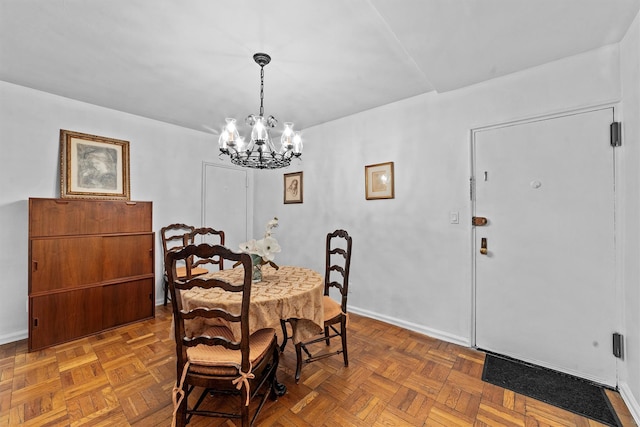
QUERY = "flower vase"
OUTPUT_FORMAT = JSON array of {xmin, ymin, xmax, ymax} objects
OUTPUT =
[{"xmin": 251, "ymin": 254, "xmax": 263, "ymax": 282}]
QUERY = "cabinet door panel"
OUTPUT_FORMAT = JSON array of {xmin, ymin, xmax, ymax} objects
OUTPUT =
[
  {"xmin": 102, "ymin": 279, "xmax": 154, "ymax": 328},
  {"xmin": 102, "ymin": 234, "xmax": 154, "ymax": 280},
  {"xmin": 30, "ymin": 288, "xmax": 103, "ymax": 351},
  {"xmin": 30, "ymin": 237, "xmax": 103, "ymax": 293},
  {"xmin": 96, "ymin": 202, "xmax": 152, "ymax": 234},
  {"xmin": 29, "ymin": 199, "xmax": 88, "ymax": 237}
]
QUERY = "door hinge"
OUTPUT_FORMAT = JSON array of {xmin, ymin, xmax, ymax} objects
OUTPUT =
[
  {"xmin": 613, "ymin": 332, "xmax": 624, "ymax": 359},
  {"xmin": 610, "ymin": 122, "xmax": 622, "ymax": 147}
]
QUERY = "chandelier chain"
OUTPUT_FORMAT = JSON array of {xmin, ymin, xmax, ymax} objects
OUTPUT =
[{"xmin": 259, "ymin": 65, "xmax": 265, "ymax": 117}]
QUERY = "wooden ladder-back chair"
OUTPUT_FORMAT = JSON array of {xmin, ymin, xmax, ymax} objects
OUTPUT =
[
  {"xmin": 167, "ymin": 244, "xmax": 280, "ymax": 427},
  {"xmin": 287, "ymin": 229, "xmax": 352, "ymax": 382},
  {"xmin": 160, "ymin": 223, "xmax": 209, "ymax": 306},
  {"xmin": 184, "ymin": 227, "xmax": 225, "ymax": 277}
]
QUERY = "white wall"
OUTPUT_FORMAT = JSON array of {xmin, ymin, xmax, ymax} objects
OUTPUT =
[
  {"xmin": 620, "ymin": 10, "xmax": 640, "ymax": 420},
  {"xmin": 0, "ymin": 81, "xmax": 219, "ymax": 342}
]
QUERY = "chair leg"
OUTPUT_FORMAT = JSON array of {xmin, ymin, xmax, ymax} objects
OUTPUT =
[
  {"xmin": 163, "ymin": 278, "xmax": 169, "ymax": 306},
  {"xmin": 279, "ymin": 320, "xmax": 289, "ymax": 352},
  {"xmin": 324, "ymin": 326, "xmax": 330, "ymax": 345},
  {"xmin": 175, "ymin": 383, "xmax": 188, "ymax": 427},
  {"xmin": 240, "ymin": 386, "xmax": 250, "ymax": 427},
  {"xmin": 341, "ymin": 318, "xmax": 348, "ymax": 367},
  {"xmin": 295, "ymin": 342, "xmax": 303, "ymax": 383}
]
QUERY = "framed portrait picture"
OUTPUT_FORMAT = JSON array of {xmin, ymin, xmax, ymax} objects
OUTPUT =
[
  {"xmin": 284, "ymin": 171, "xmax": 303, "ymax": 204},
  {"xmin": 59, "ymin": 129, "xmax": 131, "ymax": 200},
  {"xmin": 365, "ymin": 161, "xmax": 394, "ymax": 200}
]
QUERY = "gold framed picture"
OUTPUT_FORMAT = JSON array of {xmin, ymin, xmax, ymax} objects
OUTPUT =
[
  {"xmin": 59, "ymin": 129, "xmax": 130, "ymax": 200},
  {"xmin": 365, "ymin": 161, "xmax": 394, "ymax": 200},
  {"xmin": 284, "ymin": 171, "xmax": 303, "ymax": 204}
]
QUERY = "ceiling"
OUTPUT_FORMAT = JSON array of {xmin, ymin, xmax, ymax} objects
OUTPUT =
[{"xmin": 1, "ymin": 0, "xmax": 639, "ymax": 136}]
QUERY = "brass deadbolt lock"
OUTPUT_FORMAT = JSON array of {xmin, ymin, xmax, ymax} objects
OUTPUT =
[{"xmin": 472, "ymin": 216, "xmax": 488, "ymax": 226}]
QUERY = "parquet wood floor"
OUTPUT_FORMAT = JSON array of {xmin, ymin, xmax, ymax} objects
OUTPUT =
[{"xmin": 0, "ymin": 305, "xmax": 636, "ymax": 426}]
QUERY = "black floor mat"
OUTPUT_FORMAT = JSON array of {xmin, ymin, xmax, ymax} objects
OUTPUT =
[{"xmin": 481, "ymin": 353, "xmax": 621, "ymax": 427}]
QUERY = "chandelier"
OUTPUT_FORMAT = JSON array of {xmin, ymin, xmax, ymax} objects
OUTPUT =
[{"xmin": 218, "ymin": 53, "xmax": 302, "ymax": 169}]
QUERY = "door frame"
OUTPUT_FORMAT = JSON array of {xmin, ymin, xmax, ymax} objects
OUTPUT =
[
  {"xmin": 201, "ymin": 161, "xmax": 254, "ymax": 244},
  {"xmin": 469, "ymin": 104, "xmax": 623, "ymax": 383}
]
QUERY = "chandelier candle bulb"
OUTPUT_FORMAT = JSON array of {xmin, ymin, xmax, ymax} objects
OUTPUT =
[
  {"xmin": 220, "ymin": 118, "xmax": 240, "ymax": 150},
  {"xmin": 281, "ymin": 122, "xmax": 294, "ymax": 151},
  {"xmin": 292, "ymin": 132, "xmax": 303, "ymax": 155}
]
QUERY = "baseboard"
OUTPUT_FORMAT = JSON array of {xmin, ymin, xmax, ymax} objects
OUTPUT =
[
  {"xmin": 0, "ymin": 329, "xmax": 27, "ymax": 346},
  {"xmin": 619, "ymin": 382, "xmax": 640, "ymax": 425},
  {"xmin": 348, "ymin": 305, "xmax": 470, "ymax": 347},
  {"xmin": 0, "ymin": 303, "xmax": 168, "ymax": 346}
]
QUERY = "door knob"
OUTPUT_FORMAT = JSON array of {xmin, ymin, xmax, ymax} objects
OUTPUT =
[{"xmin": 480, "ymin": 238, "xmax": 488, "ymax": 255}]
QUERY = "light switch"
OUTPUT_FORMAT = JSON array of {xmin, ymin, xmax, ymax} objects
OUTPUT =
[{"xmin": 450, "ymin": 211, "xmax": 459, "ymax": 224}]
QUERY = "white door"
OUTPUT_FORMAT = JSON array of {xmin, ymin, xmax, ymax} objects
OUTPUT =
[
  {"xmin": 202, "ymin": 163, "xmax": 252, "ymax": 252},
  {"xmin": 473, "ymin": 108, "xmax": 617, "ymax": 386}
]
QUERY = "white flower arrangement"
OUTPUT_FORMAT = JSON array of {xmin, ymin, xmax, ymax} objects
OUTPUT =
[{"xmin": 239, "ymin": 217, "xmax": 281, "ymax": 269}]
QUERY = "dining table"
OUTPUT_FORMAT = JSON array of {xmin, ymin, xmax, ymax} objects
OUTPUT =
[{"xmin": 180, "ymin": 263, "xmax": 325, "ymax": 349}]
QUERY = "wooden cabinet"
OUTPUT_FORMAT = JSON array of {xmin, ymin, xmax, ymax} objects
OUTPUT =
[{"xmin": 28, "ymin": 198, "xmax": 155, "ymax": 351}]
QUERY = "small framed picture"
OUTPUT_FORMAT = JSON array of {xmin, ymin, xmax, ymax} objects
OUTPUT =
[
  {"xmin": 284, "ymin": 171, "xmax": 303, "ymax": 204},
  {"xmin": 59, "ymin": 129, "xmax": 130, "ymax": 200},
  {"xmin": 365, "ymin": 161, "xmax": 394, "ymax": 200}
]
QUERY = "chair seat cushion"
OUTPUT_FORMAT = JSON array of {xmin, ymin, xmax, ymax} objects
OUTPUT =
[
  {"xmin": 176, "ymin": 266, "xmax": 209, "ymax": 279},
  {"xmin": 187, "ymin": 327, "xmax": 276, "ymax": 376},
  {"xmin": 323, "ymin": 295, "xmax": 345, "ymax": 322}
]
